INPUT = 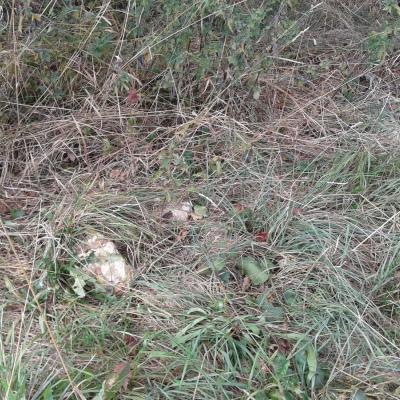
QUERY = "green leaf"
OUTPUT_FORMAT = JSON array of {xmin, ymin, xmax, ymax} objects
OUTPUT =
[
  {"xmin": 70, "ymin": 271, "xmax": 86, "ymax": 298},
  {"xmin": 218, "ymin": 270, "xmax": 231, "ymax": 282},
  {"xmin": 174, "ymin": 328, "xmax": 204, "ymax": 345},
  {"xmin": 283, "ymin": 290, "xmax": 297, "ymax": 305},
  {"xmin": 187, "ymin": 307, "xmax": 208, "ymax": 316},
  {"xmin": 352, "ymin": 389, "xmax": 367, "ymax": 400},
  {"xmin": 313, "ymin": 363, "xmax": 328, "ymax": 389},
  {"xmin": 266, "ymin": 389, "xmax": 282, "ymax": 400},
  {"xmin": 10, "ymin": 208, "xmax": 25, "ymax": 219},
  {"xmin": 253, "ymin": 85, "xmax": 261, "ymax": 100},
  {"xmin": 194, "ymin": 205, "xmax": 208, "ymax": 218},
  {"xmin": 272, "ymin": 353, "xmax": 289, "ymax": 379},
  {"xmin": 93, "ymin": 382, "xmax": 106, "ymax": 400},
  {"xmin": 260, "ymin": 257, "xmax": 274, "ymax": 271},
  {"xmin": 240, "ymin": 257, "xmax": 269, "ymax": 285},
  {"xmin": 209, "ymin": 255, "xmax": 226, "ymax": 272},
  {"xmin": 40, "ymin": 386, "xmax": 54, "ymax": 400},
  {"xmin": 263, "ymin": 304, "xmax": 285, "ymax": 322},
  {"xmin": 295, "ymin": 348, "xmax": 307, "ymax": 385},
  {"xmin": 256, "ymin": 294, "xmax": 285, "ymax": 321},
  {"xmin": 306, "ymin": 345, "xmax": 317, "ymax": 388},
  {"xmin": 174, "ymin": 316, "xmax": 208, "ymax": 344},
  {"xmin": 245, "ymin": 322, "xmax": 261, "ymax": 336}
]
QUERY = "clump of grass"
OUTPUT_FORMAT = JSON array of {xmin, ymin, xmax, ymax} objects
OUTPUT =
[{"xmin": 1, "ymin": 0, "xmax": 400, "ymax": 399}]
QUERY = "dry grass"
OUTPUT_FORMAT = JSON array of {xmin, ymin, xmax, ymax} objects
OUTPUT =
[{"xmin": 1, "ymin": 1, "xmax": 400, "ymax": 399}]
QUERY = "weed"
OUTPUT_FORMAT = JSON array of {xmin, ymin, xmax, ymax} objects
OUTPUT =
[{"xmin": 1, "ymin": 0, "xmax": 400, "ymax": 399}]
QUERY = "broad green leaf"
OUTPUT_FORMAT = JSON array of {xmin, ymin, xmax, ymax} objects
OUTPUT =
[
  {"xmin": 240, "ymin": 257, "xmax": 269, "ymax": 285},
  {"xmin": 174, "ymin": 316, "xmax": 207, "ymax": 344},
  {"xmin": 218, "ymin": 270, "xmax": 231, "ymax": 282},
  {"xmin": 260, "ymin": 257, "xmax": 274, "ymax": 270},
  {"xmin": 352, "ymin": 389, "xmax": 367, "ymax": 400},
  {"xmin": 11, "ymin": 208, "xmax": 25, "ymax": 219},
  {"xmin": 174, "ymin": 328, "xmax": 204, "ymax": 345},
  {"xmin": 93, "ymin": 382, "xmax": 106, "ymax": 400},
  {"xmin": 272, "ymin": 353, "xmax": 289, "ymax": 379},
  {"xmin": 266, "ymin": 389, "xmax": 282, "ymax": 400},
  {"xmin": 38, "ymin": 314, "xmax": 46, "ymax": 335},
  {"xmin": 256, "ymin": 293, "xmax": 285, "ymax": 321},
  {"xmin": 295, "ymin": 348, "xmax": 307, "ymax": 378},
  {"xmin": 263, "ymin": 304, "xmax": 285, "ymax": 322},
  {"xmin": 245, "ymin": 322, "xmax": 261, "ymax": 336},
  {"xmin": 306, "ymin": 345, "xmax": 317, "ymax": 388},
  {"xmin": 40, "ymin": 386, "xmax": 54, "ymax": 400},
  {"xmin": 283, "ymin": 290, "xmax": 298, "ymax": 305},
  {"xmin": 253, "ymin": 85, "xmax": 261, "ymax": 100},
  {"xmin": 314, "ymin": 363, "xmax": 328, "ymax": 389},
  {"xmin": 210, "ymin": 255, "xmax": 226, "ymax": 272},
  {"xmin": 194, "ymin": 205, "xmax": 208, "ymax": 218},
  {"xmin": 70, "ymin": 271, "xmax": 86, "ymax": 298}
]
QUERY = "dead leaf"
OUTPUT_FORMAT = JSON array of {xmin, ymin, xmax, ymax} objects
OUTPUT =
[
  {"xmin": 276, "ymin": 338, "xmax": 291, "ymax": 355},
  {"xmin": 276, "ymin": 254, "xmax": 295, "ymax": 268},
  {"xmin": 109, "ymin": 168, "xmax": 128, "ymax": 182},
  {"xmin": 127, "ymin": 87, "xmax": 139, "ymax": 105},
  {"xmin": 101, "ymin": 361, "xmax": 132, "ymax": 397},
  {"xmin": 233, "ymin": 203, "xmax": 247, "ymax": 213},
  {"xmin": 162, "ymin": 202, "xmax": 193, "ymax": 222},
  {"xmin": 255, "ymin": 231, "xmax": 268, "ymax": 242},
  {"xmin": 176, "ymin": 229, "xmax": 189, "ymax": 242},
  {"xmin": 293, "ymin": 208, "xmax": 304, "ymax": 216},
  {"xmin": 242, "ymin": 276, "xmax": 251, "ymax": 291},
  {"xmin": 192, "ymin": 205, "xmax": 208, "ymax": 219},
  {"xmin": 98, "ymin": 178, "xmax": 105, "ymax": 190},
  {"xmin": 191, "ymin": 213, "xmax": 203, "ymax": 221},
  {"xmin": 259, "ymin": 359, "xmax": 271, "ymax": 376},
  {"xmin": 162, "ymin": 209, "xmax": 190, "ymax": 221},
  {"xmin": 124, "ymin": 335, "xmax": 138, "ymax": 347},
  {"xmin": 67, "ymin": 150, "xmax": 76, "ymax": 162},
  {"xmin": 0, "ymin": 200, "xmax": 10, "ymax": 214}
]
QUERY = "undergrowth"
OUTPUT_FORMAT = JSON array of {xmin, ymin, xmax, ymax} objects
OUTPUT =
[{"xmin": 0, "ymin": 1, "xmax": 399, "ymax": 399}]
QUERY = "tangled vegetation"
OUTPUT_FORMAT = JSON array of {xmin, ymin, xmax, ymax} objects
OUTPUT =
[{"xmin": 0, "ymin": 1, "xmax": 399, "ymax": 399}]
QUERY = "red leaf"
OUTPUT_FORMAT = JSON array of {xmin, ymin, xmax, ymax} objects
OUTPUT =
[
  {"xmin": 124, "ymin": 335, "xmax": 137, "ymax": 346},
  {"xmin": 127, "ymin": 87, "xmax": 139, "ymax": 105},
  {"xmin": 112, "ymin": 361, "xmax": 131, "ymax": 391},
  {"xmin": 255, "ymin": 231, "xmax": 268, "ymax": 242}
]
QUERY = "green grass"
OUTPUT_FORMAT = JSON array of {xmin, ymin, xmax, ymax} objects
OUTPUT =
[{"xmin": 1, "ymin": 0, "xmax": 400, "ymax": 399}]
